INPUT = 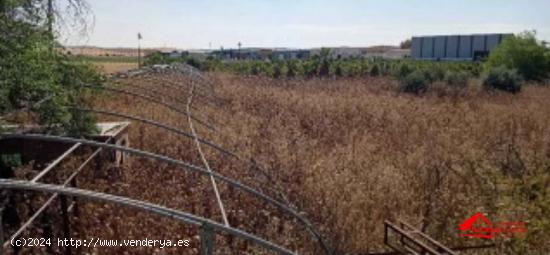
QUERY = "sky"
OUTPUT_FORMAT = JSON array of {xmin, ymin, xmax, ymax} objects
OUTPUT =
[{"xmin": 61, "ymin": 0, "xmax": 550, "ymax": 49}]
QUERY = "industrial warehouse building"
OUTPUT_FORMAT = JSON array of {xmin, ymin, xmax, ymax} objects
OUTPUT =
[{"xmin": 411, "ymin": 33, "xmax": 513, "ymax": 61}]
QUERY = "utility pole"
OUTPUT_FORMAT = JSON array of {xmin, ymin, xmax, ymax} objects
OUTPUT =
[
  {"xmin": 137, "ymin": 32, "xmax": 142, "ymax": 68},
  {"xmin": 238, "ymin": 42, "xmax": 242, "ymax": 60}
]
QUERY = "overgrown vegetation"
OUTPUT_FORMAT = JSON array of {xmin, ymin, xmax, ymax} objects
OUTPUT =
[
  {"xmin": 444, "ymin": 71, "xmax": 469, "ymax": 88},
  {"xmin": 143, "ymin": 31, "xmax": 550, "ymax": 97},
  {"xmin": 0, "ymin": 0, "xmax": 100, "ymax": 136},
  {"xmin": 483, "ymin": 66, "xmax": 523, "ymax": 93},
  {"xmin": 485, "ymin": 31, "xmax": 550, "ymax": 81},
  {"xmin": 208, "ymin": 74, "xmax": 550, "ymax": 254},
  {"xmin": 399, "ymin": 70, "xmax": 429, "ymax": 94}
]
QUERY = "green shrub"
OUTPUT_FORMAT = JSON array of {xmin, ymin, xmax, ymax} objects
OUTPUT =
[
  {"xmin": 394, "ymin": 63, "xmax": 413, "ymax": 79},
  {"xmin": 286, "ymin": 61, "xmax": 297, "ymax": 78},
  {"xmin": 432, "ymin": 65, "xmax": 446, "ymax": 81},
  {"xmin": 485, "ymin": 31, "xmax": 550, "ymax": 81},
  {"xmin": 369, "ymin": 64, "xmax": 380, "ymax": 76},
  {"xmin": 1, "ymin": 7, "xmax": 101, "ymax": 137},
  {"xmin": 482, "ymin": 66, "xmax": 522, "ymax": 93},
  {"xmin": 444, "ymin": 71, "xmax": 469, "ymax": 88},
  {"xmin": 318, "ymin": 59, "xmax": 330, "ymax": 77},
  {"xmin": 399, "ymin": 71, "xmax": 429, "ymax": 94},
  {"xmin": 272, "ymin": 62, "xmax": 285, "ymax": 78},
  {"xmin": 333, "ymin": 62, "xmax": 344, "ymax": 77},
  {"xmin": 186, "ymin": 57, "xmax": 202, "ymax": 69}
]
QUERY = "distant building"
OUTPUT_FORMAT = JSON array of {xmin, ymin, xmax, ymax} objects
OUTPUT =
[
  {"xmin": 365, "ymin": 48, "xmax": 410, "ymax": 59},
  {"xmin": 411, "ymin": 33, "xmax": 513, "ymax": 61},
  {"xmin": 210, "ymin": 48, "xmax": 267, "ymax": 60},
  {"xmin": 383, "ymin": 49, "xmax": 411, "ymax": 59},
  {"xmin": 188, "ymin": 50, "xmax": 211, "ymax": 60}
]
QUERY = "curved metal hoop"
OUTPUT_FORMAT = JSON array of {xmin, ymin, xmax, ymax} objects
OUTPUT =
[
  {"xmin": 0, "ymin": 179, "xmax": 296, "ymax": 255},
  {"xmin": 0, "ymin": 133, "xmax": 332, "ymax": 255}
]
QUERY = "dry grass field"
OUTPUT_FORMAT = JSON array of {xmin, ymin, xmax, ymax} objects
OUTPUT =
[
  {"xmin": 43, "ymin": 71, "xmax": 550, "ymax": 254},
  {"xmin": 95, "ymin": 61, "xmax": 138, "ymax": 74},
  {"xmin": 207, "ymin": 74, "xmax": 550, "ymax": 254}
]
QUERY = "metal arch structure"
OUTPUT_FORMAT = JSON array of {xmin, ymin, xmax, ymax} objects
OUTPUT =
[
  {"xmin": 1, "ymin": 137, "xmax": 113, "ymax": 250},
  {"xmin": 0, "ymin": 179, "xmax": 297, "ymax": 255},
  {"xmin": 0, "ymin": 133, "xmax": 333, "ymax": 255},
  {"xmin": 79, "ymin": 84, "xmax": 217, "ymax": 132},
  {"xmin": 137, "ymin": 75, "xmax": 220, "ymax": 103},
  {"xmin": 67, "ymin": 106, "xmax": 292, "ymax": 215},
  {"xmin": 0, "ymin": 64, "xmax": 333, "ymax": 255},
  {"xmin": 70, "ymin": 106, "xmax": 274, "ymax": 182},
  {"xmin": 138, "ymin": 74, "xmax": 215, "ymax": 98},
  {"xmin": 129, "ymin": 64, "xmax": 332, "ymax": 253},
  {"xmin": 117, "ymin": 77, "xmax": 219, "ymax": 108},
  {"xmin": 112, "ymin": 80, "xmax": 221, "ymax": 127},
  {"xmin": 186, "ymin": 79, "xmax": 230, "ymax": 227}
]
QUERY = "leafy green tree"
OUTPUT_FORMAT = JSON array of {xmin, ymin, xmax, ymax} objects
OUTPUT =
[
  {"xmin": 369, "ymin": 64, "xmax": 380, "ymax": 77},
  {"xmin": 400, "ymin": 39, "xmax": 412, "ymax": 49},
  {"xmin": 485, "ymin": 31, "xmax": 550, "ymax": 81},
  {"xmin": 317, "ymin": 48, "xmax": 331, "ymax": 77},
  {"xmin": 286, "ymin": 60, "xmax": 297, "ymax": 78},
  {"xmin": 1, "ymin": 0, "xmax": 99, "ymax": 136},
  {"xmin": 272, "ymin": 61, "xmax": 284, "ymax": 78}
]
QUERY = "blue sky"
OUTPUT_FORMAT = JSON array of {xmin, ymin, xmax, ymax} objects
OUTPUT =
[{"xmin": 62, "ymin": 0, "xmax": 550, "ymax": 49}]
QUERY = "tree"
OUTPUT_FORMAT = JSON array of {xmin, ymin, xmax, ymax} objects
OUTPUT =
[
  {"xmin": 485, "ymin": 31, "xmax": 550, "ymax": 81},
  {"xmin": 1, "ymin": 0, "xmax": 100, "ymax": 136},
  {"xmin": 400, "ymin": 39, "xmax": 412, "ymax": 49},
  {"xmin": 317, "ymin": 48, "xmax": 331, "ymax": 77}
]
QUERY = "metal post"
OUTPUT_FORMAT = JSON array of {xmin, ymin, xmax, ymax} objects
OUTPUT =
[
  {"xmin": 69, "ymin": 179, "xmax": 79, "ymax": 217},
  {"xmin": 200, "ymin": 224, "xmax": 214, "ymax": 255},
  {"xmin": 60, "ymin": 196, "xmax": 71, "ymax": 255},
  {"xmin": 137, "ymin": 33, "xmax": 142, "ymax": 68}
]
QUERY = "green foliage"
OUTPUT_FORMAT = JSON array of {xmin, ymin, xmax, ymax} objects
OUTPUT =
[
  {"xmin": 318, "ymin": 59, "xmax": 330, "ymax": 77},
  {"xmin": 1, "ymin": 0, "xmax": 100, "ymax": 136},
  {"xmin": 182, "ymin": 51, "xmax": 482, "ymax": 85},
  {"xmin": 369, "ymin": 64, "xmax": 380, "ymax": 77},
  {"xmin": 430, "ymin": 65, "xmax": 446, "ymax": 82},
  {"xmin": 333, "ymin": 62, "xmax": 344, "ymax": 77},
  {"xmin": 286, "ymin": 60, "xmax": 300, "ymax": 78},
  {"xmin": 394, "ymin": 62, "xmax": 412, "ymax": 79},
  {"xmin": 272, "ymin": 62, "xmax": 284, "ymax": 78},
  {"xmin": 185, "ymin": 57, "xmax": 203, "ymax": 69},
  {"xmin": 0, "ymin": 154, "xmax": 22, "ymax": 178},
  {"xmin": 485, "ymin": 31, "xmax": 550, "ymax": 81},
  {"xmin": 483, "ymin": 66, "xmax": 522, "ymax": 93},
  {"xmin": 400, "ymin": 39, "xmax": 412, "ymax": 49},
  {"xmin": 144, "ymin": 52, "xmax": 185, "ymax": 66},
  {"xmin": 399, "ymin": 71, "xmax": 429, "ymax": 94},
  {"xmin": 444, "ymin": 71, "xmax": 469, "ymax": 88},
  {"xmin": 0, "ymin": 154, "xmax": 21, "ymax": 169}
]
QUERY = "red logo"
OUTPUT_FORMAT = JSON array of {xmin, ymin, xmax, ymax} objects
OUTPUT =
[{"xmin": 459, "ymin": 212, "xmax": 527, "ymax": 239}]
